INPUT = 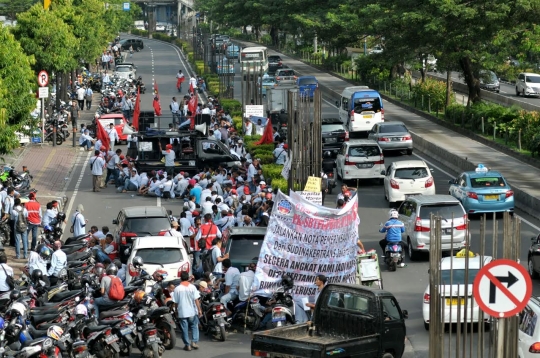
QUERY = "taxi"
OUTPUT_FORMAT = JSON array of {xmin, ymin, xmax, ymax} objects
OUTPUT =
[
  {"xmin": 261, "ymin": 75, "xmax": 276, "ymax": 96},
  {"xmin": 422, "ymin": 250, "xmax": 492, "ymax": 330},
  {"xmin": 448, "ymin": 164, "xmax": 514, "ymax": 215},
  {"xmin": 98, "ymin": 113, "xmax": 129, "ymax": 144}
]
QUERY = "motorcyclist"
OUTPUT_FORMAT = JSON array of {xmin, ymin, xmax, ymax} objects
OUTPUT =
[{"xmin": 379, "ymin": 209, "xmax": 406, "ymax": 267}]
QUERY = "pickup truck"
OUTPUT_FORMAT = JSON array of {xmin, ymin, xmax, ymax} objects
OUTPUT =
[
  {"xmin": 275, "ymin": 68, "xmax": 298, "ymax": 86},
  {"xmin": 251, "ymin": 284, "xmax": 408, "ymax": 358},
  {"xmin": 135, "ymin": 131, "xmax": 241, "ymax": 176}
]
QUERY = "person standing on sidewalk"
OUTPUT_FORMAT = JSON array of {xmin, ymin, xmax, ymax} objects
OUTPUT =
[
  {"xmin": 106, "ymin": 123, "xmax": 119, "ymax": 153},
  {"xmin": 103, "ymin": 149, "xmax": 121, "ymax": 188},
  {"xmin": 172, "ymin": 271, "xmax": 202, "ymax": 351},
  {"xmin": 101, "ymin": 51, "xmax": 109, "ymax": 70},
  {"xmin": 12, "ymin": 198, "xmax": 29, "ymax": 259},
  {"xmin": 70, "ymin": 99, "xmax": 80, "ymax": 131},
  {"xmin": 3, "ymin": 187, "xmax": 15, "ymax": 247},
  {"xmin": 47, "ymin": 241, "xmax": 67, "ymax": 286},
  {"xmin": 90, "ymin": 150, "xmax": 106, "ymax": 192},
  {"xmin": 25, "ymin": 193, "xmax": 41, "ymax": 251},
  {"xmin": 85, "ymin": 87, "xmax": 93, "ymax": 110},
  {"xmin": 71, "ymin": 204, "xmax": 87, "ymax": 236}
]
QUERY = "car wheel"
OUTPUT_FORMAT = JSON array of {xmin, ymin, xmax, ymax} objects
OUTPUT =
[
  {"xmin": 408, "ymin": 238, "xmax": 419, "ymax": 261},
  {"xmin": 528, "ymin": 257, "xmax": 539, "ymax": 279},
  {"xmin": 523, "ymin": 90, "xmax": 526, "ymax": 97},
  {"xmin": 406, "ymin": 149, "xmax": 413, "ymax": 155},
  {"xmin": 516, "ymin": 87, "xmax": 520, "ymax": 96},
  {"xmin": 136, "ymin": 48, "xmax": 140, "ymax": 52},
  {"xmin": 424, "ymin": 322, "xmax": 430, "ymax": 331}
]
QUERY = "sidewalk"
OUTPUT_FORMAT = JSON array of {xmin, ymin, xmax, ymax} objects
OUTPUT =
[
  {"xmin": 235, "ymin": 39, "xmax": 540, "ymax": 220},
  {"xmin": 0, "ymin": 112, "xmax": 95, "ymax": 274}
]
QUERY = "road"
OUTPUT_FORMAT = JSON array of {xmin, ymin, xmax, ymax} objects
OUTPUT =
[
  {"xmin": 68, "ymin": 37, "xmax": 540, "ymax": 357},
  {"xmin": 428, "ymin": 70, "xmax": 540, "ymax": 110}
]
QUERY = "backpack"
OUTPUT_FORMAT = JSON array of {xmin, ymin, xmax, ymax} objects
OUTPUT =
[
  {"xmin": 201, "ymin": 249, "xmax": 216, "ymax": 273},
  {"xmin": 108, "ymin": 275, "xmax": 125, "ymax": 301},
  {"xmin": 15, "ymin": 207, "xmax": 28, "ymax": 233}
]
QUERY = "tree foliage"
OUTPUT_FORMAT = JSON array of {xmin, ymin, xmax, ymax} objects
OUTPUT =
[{"xmin": 0, "ymin": 0, "xmax": 38, "ymax": 20}]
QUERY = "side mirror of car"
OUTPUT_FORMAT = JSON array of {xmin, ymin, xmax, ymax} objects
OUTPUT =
[
  {"xmin": 521, "ymin": 79, "xmax": 525, "ymax": 82},
  {"xmin": 335, "ymin": 101, "xmax": 339, "ymax": 107},
  {"xmin": 112, "ymin": 219, "xmax": 118, "ymax": 225},
  {"xmin": 380, "ymin": 170, "xmax": 386, "ymax": 176},
  {"xmin": 532, "ymin": 237, "xmax": 537, "ymax": 241},
  {"xmin": 402, "ymin": 310, "xmax": 409, "ymax": 319},
  {"xmin": 448, "ymin": 179, "xmax": 455, "ymax": 184}
]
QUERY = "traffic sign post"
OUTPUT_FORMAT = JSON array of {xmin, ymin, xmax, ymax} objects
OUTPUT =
[
  {"xmin": 37, "ymin": 70, "xmax": 49, "ymax": 145},
  {"xmin": 38, "ymin": 70, "xmax": 49, "ymax": 87},
  {"xmin": 474, "ymin": 259, "xmax": 532, "ymax": 358}
]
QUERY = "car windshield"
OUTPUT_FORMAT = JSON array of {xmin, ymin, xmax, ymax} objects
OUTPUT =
[
  {"xmin": 263, "ymin": 77, "xmax": 276, "ymax": 84},
  {"xmin": 124, "ymin": 217, "xmax": 171, "ymax": 235},
  {"xmin": 227, "ymin": 236, "xmax": 264, "ymax": 262},
  {"xmin": 394, "ymin": 167, "xmax": 429, "ymax": 179},
  {"xmin": 441, "ymin": 269, "xmax": 480, "ymax": 285},
  {"xmin": 278, "ymin": 70, "xmax": 295, "ymax": 77},
  {"xmin": 353, "ymin": 98, "xmax": 382, "ymax": 113},
  {"xmin": 480, "ymin": 71, "xmax": 497, "ymax": 83},
  {"xmin": 380, "ymin": 124, "xmax": 407, "ymax": 133},
  {"xmin": 322, "ymin": 124, "xmax": 345, "ymax": 133},
  {"xmin": 135, "ymin": 248, "xmax": 183, "ymax": 265},
  {"xmin": 470, "ymin": 176, "xmax": 506, "ymax": 188},
  {"xmin": 419, "ymin": 204, "xmax": 464, "ymax": 220},
  {"xmin": 114, "ymin": 118, "xmax": 123, "ymax": 125},
  {"xmin": 348, "ymin": 145, "xmax": 380, "ymax": 157},
  {"xmin": 526, "ymin": 76, "xmax": 540, "ymax": 83},
  {"xmin": 269, "ymin": 56, "xmax": 281, "ymax": 62},
  {"xmin": 298, "ymin": 78, "xmax": 317, "ymax": 85},
  {"xmin": 116, "ymin": 67, "xmax": 131, "ymax": 72}
]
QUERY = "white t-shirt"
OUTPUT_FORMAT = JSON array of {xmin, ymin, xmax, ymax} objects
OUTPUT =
[
  {"xmin": 238, "ymin": 270, "xmax": 255, "ymax": 301},
  {"xmin": 0, "ymin": 263, "xmax": 14, "ymax": 292},
  {"xmin": 211, "ymin": 245, "xmax": 223, "ymax": 273},
  {"xmin": 224, "ymin": 267, "xmax": 241, "ymax": 295}
]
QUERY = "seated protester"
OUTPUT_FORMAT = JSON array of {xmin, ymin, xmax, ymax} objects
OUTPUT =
[
  {"xmin": 139, "ymin": 176, "xmax": 157, "ymax": 195},
  {"xmin": 42, "ymin": 202, "xmax": 57, "ymax": 228},
  {"xmin": 224, "ymin": 188, "xmax": 237, "ymax": 208},
  {"xmin": 215, "ymin": 197, "xmax": 229, "ymax": 212},
  {"xmin": 116, "ymin": 161, "xmax": 130, "ymax": 187},
  {"xmin": 255, "ymin": 181, "xmax": 268, "ymax": 194},
  {"xmin": 114, "ymin": 259, "xmax": 127, "ymax": 285},
  {"xmin": 102, "ymin": 234, "xmax": 118, "ymax": 261},
  {"xmin": 145, "ymin": 179, "xmax": 162, "ymax": 197},
  {"xmin": 162, "ymin": 175, "xmax": 176, "ymax": 198},
  {"xmin": 184, "ymin": 195, "xmax": 197, "ymax": 212},
  {"xmin": 89, "ymin": 238, "xmax": 110, "ymax": 263},
  {"xmin": 239, "ymin": 215, "xmax": 255, "ymax": 227},
  {"xmin": 236, "ymin": 205, "xmax": 250, "ymax": 226},
  {"xmin": 260, "ymin": 200, "xmax": 273, "ymax": 227},
  {"xmin": 214, "ymin": 210, "xmax": 235, "ymax": 231}
]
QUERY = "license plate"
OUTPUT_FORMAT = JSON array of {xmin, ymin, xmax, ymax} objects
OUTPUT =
[
  {"xmin": 251, "ymin": 303, "xmax": 261, "ymax": 309},
  {"xmin": 213, "ymin": 313, "xmax": 226, "ymax": 319},
  {"xmin": 446, "ymin": 298, "xmax": 465, "ymax": 306},
  {"xmin": 363, "ymin": 115, "xmax": 373, "ymax": 119},
  {"xmin": 147, "ymin": 336, "xmax": 157, "ymax": 343},
  {"xmin": 325, "ymin": 138, "xmax": 337, "ymax": 143},
  {"xmin": 105, "ymin": 335, "xmax": 118, "ymax": 344},
  {"xmin": 484, "ymin": 194, "xmax": 499, "ymax": 200},
  {"xmin": 390, "ymin": 253, "xmax": 401, "ymax": 257},
  {"xmin": 356, "ymin": 163, "xmax": 373, "ymax": 169},
  {"xmin": 391, "ymin": 137, "xmax": 402, "ymax": 141},
  {"xmin": 120, "ymin": 327, "xmax": 133, "ymax": 335},
  {"xmin": 272, "ymin": 316, "xmax": 286, "ymax": 322},
  {"xmin": 442, "ymin": 228, "xmax": 452, "ymax": 235}
]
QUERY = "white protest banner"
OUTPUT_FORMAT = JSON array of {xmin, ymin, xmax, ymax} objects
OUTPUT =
[
  {"xmin": 244, "ymin": 105, "xmax": 264, "ymax": 118},
  {"xmin": 281, "ymin": 152, "xmax": 292, "ymax": 180},
  {"xmin": 298, "ymin": 191, "xmax": 322, "ymax": 205},
  {"xmin": 253, "ymin": 190, "xmax": 360, "ymax": 300}
]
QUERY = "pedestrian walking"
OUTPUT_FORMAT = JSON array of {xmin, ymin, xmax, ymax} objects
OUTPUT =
[
  {"xmin": 170, "ymin": 97, "xmax": 180, "ymax": 125},
  {"xmin": 76, "ymin": 86, "xmax": 85, "ymax": 111},
  {"xmin": 90, "ymin": 150, "xmax": 106, "ymax": 192},
  {"xmin": 70, "ymin": 100, "xmax": 80, "ymax": 130},
  {"xmin": 101, "ymin": 51, "xmax": 108, "ymax": 70},
  {"xmin": 47, "ymin": 241, "xmax": 67, "ymax": 286},
  {"xmin": 129, "ymin": 45, "xmax": 133, "ymax": 58},
  {"xmin": 3, "ymin": 187, "xmax": 15, "ymax": 247},
  {"xmin": 71, "ymin": 204, "xmax": 87, "ymax": 236},
  {"xmin": 176, "ymin": 70, "xmax": 185, "ymax": 92},
  {"xmin": 106, "ymin": 123, "xmax": 119, "ymax": 152},
  {"xmin": 172, "ymin": 271, "xmax": 202, "ymax": 351},
  {"xmin": 11, "ymin": 198, "xmax": 29, "ymax": 259},
  {"xmin": 85, "ymin": 87, "xmax": 93, "ymax": 110}
]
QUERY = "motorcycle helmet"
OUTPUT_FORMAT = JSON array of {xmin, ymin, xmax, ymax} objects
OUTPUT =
[
  {"xmin": 133, "ymin": 289, "xmax": 146, "ymax": 304},
  {"xmin": 152, "ymin": 269, "xmax": 168, "ymax": 282},
  {"xmin": 4, "ymin": 323, "xmax": 21, "ymax": 340},
  {"xmin": 132, "ymin": 256, "xmax": 144, "ymax": 268},
  {"xmin": 81, "ymin": 274, "xmax": 92, "ymax": 287},
  {"xmin": 106, "ymin": 263, "xmax": 118, "ymax": 276},
  {"xmin": 129, "ymin": 74, "xmax": 133, "ymax": 79},
  {"xmin": 10, "ymin": 290, "xmax": 21, "ymax": 302},
  {"xmin": 36, "ymin": 244, "xmax": 52, "ymax": 261},
  {"xmin": 138, "ymin": 76, "xmax": 142, "ymax": 80},
  {"xmin": 43, "ymin": 225, "xmax": 53, "ymax": 233},
  {"xmin": 56, "ymin": 212, "xmax": 66, "ymax": 222},
  {"xmin": 75, "ymin": 304, "xmax": 88, "ymax": 317},
  {"xmin": 0, "ymin": 317, "xmax": 4, "ymax": 330},
  {"xmin": 95, "ymin": 263, "xmax": 105, "ymax": 277},
  {"xmin": 47, "ymin": 325, "xmax": 64, "ymax": 341},
  {"xmin": 389, "ymin": 209, "xmax": 399, "ymax": 219},
  {"xmin": 31, "ymin": 269, "xmax": 43, "ymax": 283},
  {"xmin": 281, "ymin": 274, "xmax": 294, "ymax": 290}
]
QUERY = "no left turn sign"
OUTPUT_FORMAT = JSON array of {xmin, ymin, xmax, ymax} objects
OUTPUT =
[{"xmin": 473, "ymin": 259, "xmax": 532, "ymax": 318}]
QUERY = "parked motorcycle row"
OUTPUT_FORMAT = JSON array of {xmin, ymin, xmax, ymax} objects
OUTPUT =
[{"xmin": 0, "ymin": 230, "xmax": 185, "ymax": 358}]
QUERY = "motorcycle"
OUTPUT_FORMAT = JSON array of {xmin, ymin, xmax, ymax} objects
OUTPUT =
[
  {"xmin": 229, "ymin": 296, "xmax": 263, "ymax": 332},
  {"xmin": 0, "ymin": 216, "xmax": 11, "ymax": 246},
  {"xmin": 197, "ymin": 287, "xmax": 227, "ymax": 341},
  {"xmin": 131, "ymin": 303, "xmax": 164, "ymax": 358},
  {"xmin": 384, "ymin": 242, "xmax": 404, "ymax": 271},
  {"xmin": 270, "ymin": 286, "xmax": 296, "ymax": 328}
]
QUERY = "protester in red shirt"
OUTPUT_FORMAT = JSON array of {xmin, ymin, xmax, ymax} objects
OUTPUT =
[{"xmin": 25, "ymin": 192, "xmax": 41, "ymax": 251}]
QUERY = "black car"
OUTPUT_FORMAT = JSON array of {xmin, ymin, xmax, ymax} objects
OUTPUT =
[
  {"xmin": 222, "ymin": 227, "xmax": 267, "ymax": 271},
  {"xmin": 528, "ymin": 234, "xmax": 540, "ymax": 278},
  {"xmin": 268, "ymin": 55, "xmax": 283, "ymax": 75},
  {"xmin": 119, "ymin": 39, "xmax": 144, "ymax": 51},
  {"xmin": 322, "ymin": 118, "xmax": 348, "ymax": 154}
]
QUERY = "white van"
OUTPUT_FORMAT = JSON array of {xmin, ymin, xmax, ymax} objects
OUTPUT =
[
  {"xmin": 336, "ymin": 86, "xmax": 385, "ymax": 134},
  {"xmin": 519, "ymin": 296, "xmax": 540, "ymax": 357}
]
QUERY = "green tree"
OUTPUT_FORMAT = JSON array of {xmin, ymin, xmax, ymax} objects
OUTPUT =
[
  {"xmin": 12, "ymin": 3, "xmax": 78, "ymax": 73},
  {"xmin": 0, "ymin": 25, "xmax": 36, "ymax": 126},
  {"xmin": 103, "ymin": 0, "xmax": 142, "ymax": 35},
  {"xmin": 0, "ymin": 0, "xmax": 38, "ymax": 20}
]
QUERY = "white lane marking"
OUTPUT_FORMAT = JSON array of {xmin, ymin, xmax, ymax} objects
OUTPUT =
[
  {"xmin": 157, "ymin": 196, "xmax": 161, "ymax": 207},
  {"xmin": 412, "ymin": 151, "xmax": 540, "ymax": 231},
  {"xmin": 62, "ymin": 151, "xmax": 92, "ymax": 231}
]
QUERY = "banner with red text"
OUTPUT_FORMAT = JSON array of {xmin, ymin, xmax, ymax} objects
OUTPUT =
[{"xmin": 253, "ymin": 190, "xmax": 360, "ymax": 300}]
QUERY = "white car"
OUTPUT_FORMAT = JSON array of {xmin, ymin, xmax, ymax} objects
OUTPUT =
[
  {"xmin": 156, "ymin": 22, "xmax": 166, "ymax": 32},
  {"xmin": 516, "ymin": 72, "xmax": 540, "ymax": 97},
  {"xmin": 422, "ymin": 253, "xmax": 492, "ymax": 330},
  {"xmin": 114, "ymin": 65, "xmax": 136, "ymax": 80},
  {"xmin": 383, "ymin": 160, "xmax": 435, "ymax": 206},
  {"xmin": 369, "ymin": 45, "xmax": 383, "ymax": 54},
  {"xmin": 126, "ymin": 236, "xmax": 191, "ymax": 291},
  {"xmin": 519, "ymin": 297, "xmax": 540, "ymax": 357},
  {"xmin": 336, "ymin": 139, "xmax": 385, "ymax": 182}
]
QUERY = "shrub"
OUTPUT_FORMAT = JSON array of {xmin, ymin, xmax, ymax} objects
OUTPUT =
[
  {"xmin": 232, "ymin": 116, "xmax": 243, "ymax": 132},
  {"xmin": 270, "ymin": 177, "xmax": 288, "ymax": 193},
  {"xmin": 412, "ymin": 78, "xmax": 450, "ymax": 111},
  {"xmin": 258, "ymin": 153, "xmax": 274, "ymax": 165},
  {"xmin": 195, "ymin": 60, "xmax": 205, "ymax": 74},
  {"xmin": 220, "ymin": 99, "xmax": 242, "ymax": 112},
  {"xmin": 248, "ymin": 143, "xmax": 274, "ymax": 152},
  {"xmin": 262, "ymin": 164, "xmax": 284, "ymax": 179},
  {"xmin": 131, "ymin": 29, "xmax": 148, "ymax": 37}
]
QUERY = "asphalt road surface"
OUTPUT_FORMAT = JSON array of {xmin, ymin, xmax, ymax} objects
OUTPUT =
[{"xmin": 69, "ymin": 37, "xmax": 540, "ymax": 357}]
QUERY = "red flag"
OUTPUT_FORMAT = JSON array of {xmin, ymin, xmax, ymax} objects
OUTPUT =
[
  {"xmin": 132, "ymin": 88, "xmax": 140, "ymax": 130},
  {"xmin": 97, "ymin": 121, "xmax": 111, "ymax": 152},
  {"xmin": 255, "ymin": 118, "xmax": 274, "ymax": 145},
  {"xmin": 188, "ymin": 94, "xmax": 198, "ymax": 130},
  {"xmin": 153, "ymin": 98, "xmax": 162, "ymax": 116},
  {"xmin": 189, "ymin": 82, "xmax": 194, "ymax": 94},
  {"xmin": 154, "ymin": 80, "xmax": 159, "ymax": 99}
]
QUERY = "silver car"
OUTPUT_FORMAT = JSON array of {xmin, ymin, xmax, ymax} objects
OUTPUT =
[
  {"xmin": 114, "ymin": 65, "xmax": 135, "ymax": 80},
  {"xmin": 367, "ymin": 121, "xmax": 413, "ymax": 155}
]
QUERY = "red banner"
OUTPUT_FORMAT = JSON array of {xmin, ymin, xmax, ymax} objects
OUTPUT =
[
  {"xmin": 255, "ymin": 118, "xmax": 274, "ymax": 145},
  {"xmin": 97, "ymin": 120, "xmax": 111, "ymax": 151}
]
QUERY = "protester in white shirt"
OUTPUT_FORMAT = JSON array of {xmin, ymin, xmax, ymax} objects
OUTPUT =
[
  {"xmin": 71, "ymin": 205, "xmax": 87, "ymax": 236},
  {"xmin": 0, "ymin": 256, "xmax": 14, "ymax": 293},
  {"xmin": 238, "ymin": 263, "xmax": 256, "ymax": 301}
]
